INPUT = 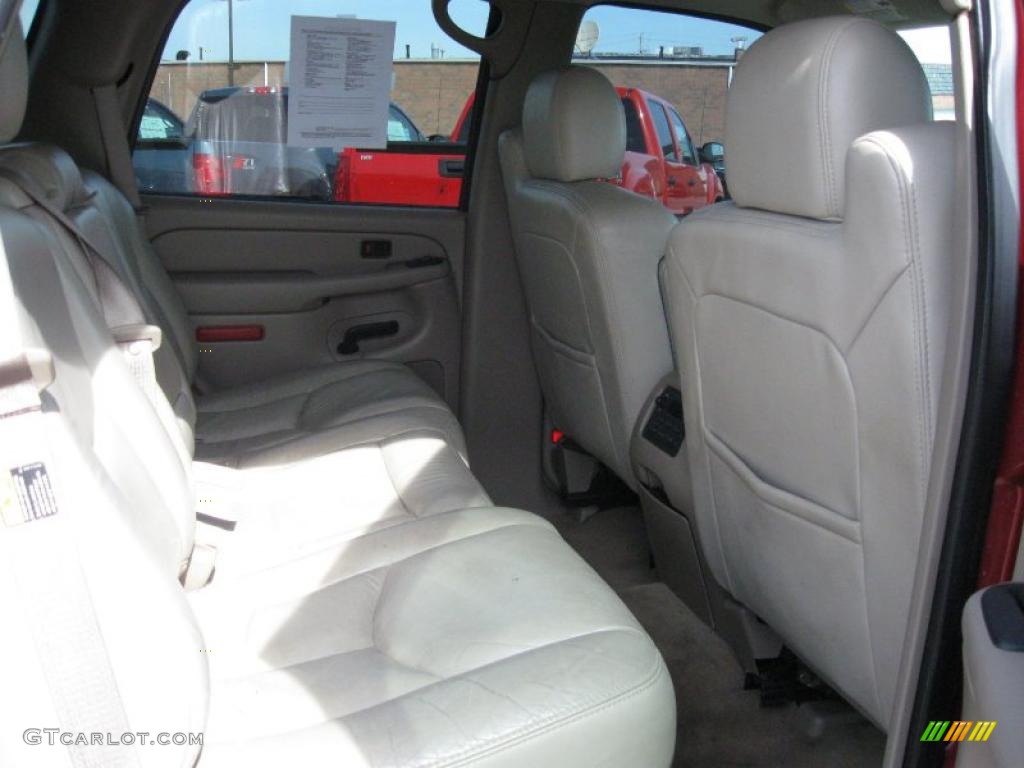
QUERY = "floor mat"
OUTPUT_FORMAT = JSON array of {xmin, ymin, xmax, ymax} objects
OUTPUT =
[
  {"xmin": 545, "ymin": 502, "xmax": 887, "ymax": 768},
  {"xmin": 623, "ymin": 582, "xmax": 886, "ymax": 767}
]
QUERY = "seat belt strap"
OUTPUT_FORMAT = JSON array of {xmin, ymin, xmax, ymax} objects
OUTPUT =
[
  {"xmin": 2, "ymin": 173, "xmax": 206, "ymax": 585},
  {"xmin": 0, "ymin": 258, "xmax": 142, "ymax": 768},
  {"xmin": 0, "ymin": 168, "xmax": 165, "ymax": 398},
  {"xmin": 92, "ymin": 84, "xmax": 144, "ymax": 211},
  {"xmin": 0, "ymin": 167, "xmax": 144, "ymax": 324}
]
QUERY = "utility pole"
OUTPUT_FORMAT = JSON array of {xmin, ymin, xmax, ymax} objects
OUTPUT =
[
  {"xmin": 227, "ymin": 0, "xmax": 234, "ymax": 86},
  {"xmin": 697, "ymin": 88, "xmax": 707, "ymax": 144}
]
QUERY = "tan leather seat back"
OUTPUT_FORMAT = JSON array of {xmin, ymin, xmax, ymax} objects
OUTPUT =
[
  {"xmin": 663, "ymin": 16, "xmax": 955, "ymax": 727},
  {"xmin": 499, "ymin": 67, "xmax": 675, "ymax": 486}
]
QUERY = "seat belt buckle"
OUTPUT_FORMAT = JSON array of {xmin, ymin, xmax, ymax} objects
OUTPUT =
[
  {"xmin": 111, "ymin": 324, "xmax": 163, "ymax": 353},
  {"xmin": 183, "ymin": 542, "xmax": 217, "ymax": 591}
]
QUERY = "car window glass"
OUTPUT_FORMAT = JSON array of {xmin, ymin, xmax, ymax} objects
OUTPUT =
[
  {"xmin": 447, "ymin": 0, "xmax": 492, "ymax": 39},
  {"xmin": 577, "ymin": 5, "xmax": 760, "ymax": 150},
  {"xmin": 18, "ymin": 0, "xmax": 39, "ymax": 33},
  {"xmin": 139, "ymin": 102, "xmax": 185, "ymax": 140},
  {"xmin": 650, "ymin": 103, "xmax": 677, "ymax": 162},
  {"xmin": 577, "ymin": 7, "xmax": 955, "ymax": 213},
  {"xmin": 899, "ymin": 25, "xmax": 955, "ymax": 121},
  {"xmin": 621, "ymin": 97, "xmax": 645, "ymax": 154},
  {"xmin": 387, "ymin": 117, "xmax": 413, "ymax": 142},
  {"xmin": 577, "ymin": 6, "xmax": 759, "ymax": 207},
  {"xmin": 390, "ymin": 105, "xmax": 426, "ymax": 142},
  {"xmin": 134, "ymin": 0, "xmax": 486, "ymax": 206},
  {"xmin": 667, "ymin": 108, "xmax": 696, "ymax": 164}
]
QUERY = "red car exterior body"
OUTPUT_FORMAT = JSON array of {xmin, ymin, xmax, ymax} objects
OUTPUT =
[
  {"xmin": 613, "ymin": 87, "xmax": 726, "ymax": 214},
  {"xmin": 333, "ymin": 97, "xmax": 473, "ymax": 207},
  {"xmin": 334, "ymin": 86, "xmax": 724, "ymax": 211},
  {"xmin": 334, "ymin": 149, "xmax": 463, "ymax": 208}
]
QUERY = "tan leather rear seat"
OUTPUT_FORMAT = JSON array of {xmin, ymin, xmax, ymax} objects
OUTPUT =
[
  {"xmin": 0, "ymin": 142, "xmax": 468, "ymax": 467},
  {"xmin": 0, "ymin": 142, "xmax": 493, "ymax": 571},
  {"xmin": 86, "ymin": 165, "xmax": 473, "ymax": 466},
  {"xmin": 0, "ymin": 11, "xmax": 675, "ymax": 766}
]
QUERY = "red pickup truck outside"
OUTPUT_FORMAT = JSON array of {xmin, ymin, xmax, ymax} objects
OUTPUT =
[
  {"xmin": 333, "ymin": 98, "xmax": 472, "ymax": 208},
  {"xmin": 614, "ymin": 87, "xmax": 725, "ymax": 214},
  {"xmin": 334, "ymin": 87, "xmax": 724, "ymax": 213}
]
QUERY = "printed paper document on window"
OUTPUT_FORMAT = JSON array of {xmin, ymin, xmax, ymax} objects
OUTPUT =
[{"xmin": 287, "ymin": 16, "xmax": 396, "ymax": 150}]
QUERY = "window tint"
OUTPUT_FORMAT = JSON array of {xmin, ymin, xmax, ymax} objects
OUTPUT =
[
  {"xmin": 387, "ymin": 105, "xmax": 423, "ymax": 142},
  {"xmin": 140, "ymin": 100, "xmax": 185, "ymax": 140},
  {"xmin": 134, "ymin": 0, "xmax": 485, "ymax": 207},
  {"xmin": 621, "ymin": 97, "xmax": 646, "ymax": 154},
  {"xmin": 667, "ymin": 108, "xmax": 696, "ymax": 164},
  {"xmin": 650, "ymin": 103, "xmax": 677, "ymax": 162}
]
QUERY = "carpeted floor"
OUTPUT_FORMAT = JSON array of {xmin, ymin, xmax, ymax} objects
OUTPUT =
[{"xmin": 543, "ymin": 503, "xmax": 887, "ymax": 768}]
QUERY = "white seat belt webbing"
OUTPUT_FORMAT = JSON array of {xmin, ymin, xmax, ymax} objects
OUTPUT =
[
  {"xmin": 0, "ymin": 253, "xmax": 142, "ymax": 768},
  {"xmin": 0, "ymin": 168, "xmax": 165, "ymax": 399}
]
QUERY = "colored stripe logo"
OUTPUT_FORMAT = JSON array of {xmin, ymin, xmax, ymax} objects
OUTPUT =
[{"xmin": 920, "ymin": 721, "xmax": 997, "ymax": 742}]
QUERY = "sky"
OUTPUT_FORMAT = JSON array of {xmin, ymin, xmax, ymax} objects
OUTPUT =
[
  {"xmin": 162, "ymin": 0, "xmax": 491, "ymax": 62},
  {"xmin": 16, "ymin": 0, "xmax": 952, "ymax": 66},
  {"xmin": 899, "ymin": 25, "xmax": 953, "ymax": 64}
]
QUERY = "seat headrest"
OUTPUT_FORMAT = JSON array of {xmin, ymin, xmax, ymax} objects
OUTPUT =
[
  {"xmin": 0, "ymin": 144, "xmax": 89, "ymax": 211},
  {"xmin": 523, "ymin": 66, "xmax": 626, "ymax": 183},
  {"xmin": 0, "ymin": 5, "xmax": 27, "ymax": 144},
  {"xmin": 725, "ymin": 16, "xmax": 931, "ymax": 220}
]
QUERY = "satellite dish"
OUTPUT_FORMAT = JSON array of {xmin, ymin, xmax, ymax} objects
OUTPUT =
[{"xmin": 575, "ymin": 20, "xmax": 600, "ymax": 55}]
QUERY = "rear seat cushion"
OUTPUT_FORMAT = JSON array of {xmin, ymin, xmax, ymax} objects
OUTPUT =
[
  {"xmin": 194, "ymin": 359, "xmax": 467, "ymax": 464},
  {"xmin": 190, "ymin": 508, "xmax": 676, "ymax": 768},
  {"xmin": 4, "ymin": 182, "xmax": 679, "ymax": 765},
  {"xmin": 195, "ymin": 427, "xmax": 492, "ymax": 577}
]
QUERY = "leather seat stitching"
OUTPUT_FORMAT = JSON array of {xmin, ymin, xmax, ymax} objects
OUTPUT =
[{"xmin": 430, "ymin": 650, "xmax": 666, "ymax": 768}]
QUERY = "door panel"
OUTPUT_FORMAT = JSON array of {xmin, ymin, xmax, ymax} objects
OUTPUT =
[
  {"xmin": 662, "ymin": 158, "xmax": 689, "ymax": 215},
  {"xmin": 957, "ymin": 585, "xmax": 1024, "ymax": 768},
  {"xmin": 663, "ymin": 158, "xmax": 701, "ymax": 214},
  {"xmin": 683, "ymin": 163, "xmax": 709, "ymax": 210},
  {"xmin": 142, "ymin": 195, "xmax": 465, "ymax": 408}
]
